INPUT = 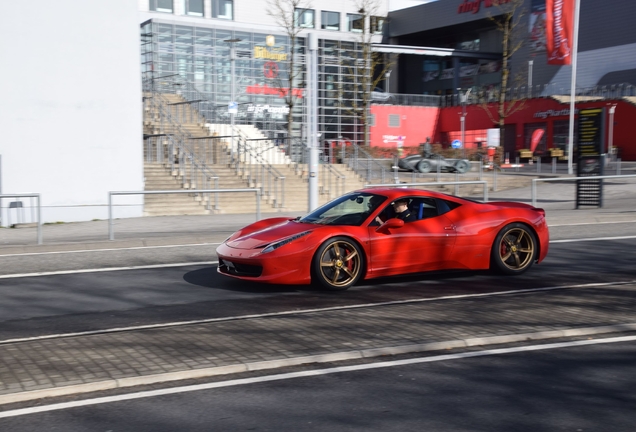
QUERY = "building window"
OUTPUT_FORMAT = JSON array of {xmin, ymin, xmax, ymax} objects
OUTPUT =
[
  {"xmin": 185, "ymin": 0, "xmax": 204, "ymax": 17},
  {"xmin": 212, "ymin": 0, "xmax": 233, "ymax": 20},
  {"xmin": 347, "ymin": 14, "xmax": 363, "ymax": 33},
  {"xmin": 150, "ymin": 0, "xmax": 173, "ymax": 13},
  {"xmin": 321, "ymin": 11, "xmax": 340, "ymax": 31},
  {"xmin": 388, "ymin": 114, "xmax": 400, "ymax": 128},
  {"xmin": 295, "ymin": 8, "xmax": 315, "ymax": 28},
  {"xmin": 371, "ymin": 16, "xmax": 384, "ymax": 34}
]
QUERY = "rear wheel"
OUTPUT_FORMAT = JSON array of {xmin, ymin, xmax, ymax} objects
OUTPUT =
[
  {"xmin": 312, "ymin": 237, "xmax": 364, "ymax": 291},
  {"xmin": 417, "ymin": 160, "xmax": 432, "ymax": 173},
  {"xmin": 491, "ymin": 223, "xmax": 537, "ymax": 275}
]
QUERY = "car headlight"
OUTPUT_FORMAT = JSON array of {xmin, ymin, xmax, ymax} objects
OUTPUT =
[{"xmin": 261, "ymin": 231, "xmax": 311, "ymax": 254}]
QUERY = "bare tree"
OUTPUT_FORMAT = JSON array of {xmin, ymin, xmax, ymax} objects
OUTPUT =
[
  {"xmin": 337, "ymin": 0, "xmax": 392, "ymax": 146},
  {"xmin": 266, "ymin": 0, "xmax": 312, "ymax": 145},
  {"xmin": 477, "ymin": 0, "xmax": 528, "ymax": 148}
]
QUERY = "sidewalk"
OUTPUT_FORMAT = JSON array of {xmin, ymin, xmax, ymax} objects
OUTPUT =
[{"xmin": 1, "ymin": 284, "xmax": 635, "ymax": 405}]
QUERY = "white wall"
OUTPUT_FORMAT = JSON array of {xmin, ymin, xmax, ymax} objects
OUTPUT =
[{"xmin": 0, "ymin": 0, "xmax": 144, "ymax": 225}]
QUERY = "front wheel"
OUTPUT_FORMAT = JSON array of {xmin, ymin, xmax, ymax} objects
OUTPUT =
[
  {"xmin": 417, "ymin": 160, "xmax": 432, "ymax": 173},
  {"xmin": 490, "ymin": 223, "xmax": 537, "ymax": 275},
  {"xmin": 454, "ymin": 160, "xmax": 470, "ymax": 173},
  {"xmin": 312, "ymin": 237, "xmax": 364, "ymax": 290}
]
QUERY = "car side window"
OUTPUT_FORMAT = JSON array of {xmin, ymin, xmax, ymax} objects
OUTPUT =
[
  {"xmin": 434, "ymin": 198, "xmax": 460, "ymax": 216},
  {"xmin": 409, "ymin": 198, "xmax": 438, "ymax": 220}
]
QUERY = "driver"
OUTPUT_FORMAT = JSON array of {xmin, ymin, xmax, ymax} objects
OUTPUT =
[{"xmin": 392, "ymin": 199, "xmax": 417, "ymax": 222}]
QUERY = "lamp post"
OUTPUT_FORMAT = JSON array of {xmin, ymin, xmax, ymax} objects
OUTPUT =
[
  {"xmin": 459, "ymin": 88, "xmax": 472, "ymax": 158},
  {"xmin": 224, "ymin": 38, "xmax": 242, "ymax": 163},
  {"xmin": 528, "ymin": 60, "xmax": 534, "ymax": 98},
  {"xmin": 608, "ymin": 104, "xmax": 617, "ymax": 159},
  {"xmin": 385, "ymin": 69, "xmax": 392, "ymax": 93}
]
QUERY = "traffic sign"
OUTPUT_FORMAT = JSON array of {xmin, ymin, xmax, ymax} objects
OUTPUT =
[
  {"xmin": 228, "ymin": 101, "xmax": 238, "ymax": 114},
  {"xmin": 451, "ymin": 139, "xmax": 462, "ymax": 149}
]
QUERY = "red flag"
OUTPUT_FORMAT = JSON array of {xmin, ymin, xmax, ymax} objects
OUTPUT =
[{"xmin": 546, "ymin": 0, "xmax": 574, "ymax": 65}]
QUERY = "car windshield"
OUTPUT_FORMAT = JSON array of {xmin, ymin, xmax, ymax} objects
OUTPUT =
[{"xmin": 299, "ymin": 192, "xmax": 387, "ymax": 226}]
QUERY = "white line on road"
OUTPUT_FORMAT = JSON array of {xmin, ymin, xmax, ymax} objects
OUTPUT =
[
  {"xmin": 1, "ymin": 280, "xmax": 634, "ymax": 346},
  {"xmin": 2, "ymin": 334, "xmax": 635, "ymax": 419},
  {"xmin": 0, "ymin": 261, "xmax": 218, "ymax": 279},
  {"xmin": 549, "ymin": 220, "xmax": 636, "ymax": 227},
  {"xmin": 0, "ymin": 243, "xmax": 221, "ymax": 258},
  {"xmin": 551, "ymin": 235, "xmax": 636, "ymax": 243}
]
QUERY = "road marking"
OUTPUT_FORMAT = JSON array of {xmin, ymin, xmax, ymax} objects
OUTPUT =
[
  {"xmin": 0, "ymin": 261, "xmax": 218, "ymax": 280},
  {"xmin": 551, "ymin": 235, "xmax": 636, "ymax": 243},
  {"xmin": 1, "ymin": 334, "xmax": 635, "ymax": 419},
  {"xmin": 0, "ymin": 243, "xmax": 221, "ymax": 258},
  {"xmin": 1, "ymin": 280, "xmax": 634, "ymax": 346},
  {"xmin": 549, "ymin": 220, "xmax": 636, "ymax": 227}
]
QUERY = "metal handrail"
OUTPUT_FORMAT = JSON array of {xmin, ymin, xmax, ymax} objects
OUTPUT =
[
  {"xmin": 144, "ymin": 93, "xmax": 222, "ymax": 209},
  {"xmin": 365, "ymin": 181, "xmax": 489, "ymax": 202},
  {"xmin": 531, "ymin": 174, "xmax": 636, "ymax": 207},
  {"xmin": 0, "ymin": 194, "xmax": 42, "ymax": 244},
  {"xmin": 108, "ymin": 188, "xmax": 261, "ymax": 240},
  {"xmin": 344, "ymin": 143, "xmax": 390, "ymax": 183},
  {"xmin": 320, "ymin": 164, "xmax": 346, "ymax": 199},
  {"xmin": 237, "ymin": 134, "xmax": 287, "ymax": 209}
]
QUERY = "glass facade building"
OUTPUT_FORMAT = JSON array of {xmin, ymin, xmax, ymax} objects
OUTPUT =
[{"xmin": 141, "ymin": 19, "xmax": 377, "ymax": 146}]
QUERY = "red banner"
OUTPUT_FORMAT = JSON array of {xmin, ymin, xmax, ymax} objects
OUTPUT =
[{"xmin": 546, "ymin": 0, "xmax": 574, "ymax": 65}]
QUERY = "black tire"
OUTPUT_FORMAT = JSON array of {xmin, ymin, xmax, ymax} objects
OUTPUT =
[
  {"xmin": 490, "ymin": 223, "xmax": 537, "ymax": 275},
  {"xmin": 454, "ymin": 160, "xmax": 470, "ymax": 173},
  {"xmin": 312, "ymin": 237, "xmax": 364, "ymax": 291},
  {"xmin": 417, "ymin": 160, "xmax": 432, "ymax": 173}
]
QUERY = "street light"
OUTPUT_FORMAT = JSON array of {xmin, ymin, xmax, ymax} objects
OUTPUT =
[
  {"xmin": 528, "ymin": 60, "xmax": 534, "ymax": 98},
  {"xmin": 459, "ymin": 87, "xmax": 472, "ymax": 158},
  {"xmin": 385, "ymin": 70, "xmax": 392, "ymax": 93},
  {"xmin": 608, "ymin": 104, "xmax": 617, "ymax": 159},
  {"xmin": 224, "ymin": 37, "xmax": 242, "ymax": 163}
]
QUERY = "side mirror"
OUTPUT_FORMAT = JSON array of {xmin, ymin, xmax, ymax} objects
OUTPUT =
[{"xmin": 375, "ymin": 218, "xmax": 404, "ymax": 233}]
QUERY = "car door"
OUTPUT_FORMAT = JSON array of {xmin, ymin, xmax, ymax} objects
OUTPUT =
[{"xmin": 366, "ymin": 213, "xmax": 456, "ymax": 277}]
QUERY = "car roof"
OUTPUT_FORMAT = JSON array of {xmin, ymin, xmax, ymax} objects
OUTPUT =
[{"xmin": 354, "ymin": 187, "xmax": 465, "ymax": 203}]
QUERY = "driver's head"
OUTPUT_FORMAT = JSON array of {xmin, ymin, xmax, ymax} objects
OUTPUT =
[{"xmin": 392, "ymin": 198, "xmax": 409, "ymax": 212}]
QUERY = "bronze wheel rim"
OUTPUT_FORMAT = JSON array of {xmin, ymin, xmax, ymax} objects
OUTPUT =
[
  {"xmin": 319, "ymin": 240, "xmax": 361, "ymax": 288},
  {"xmin": 498, "ymin": 228, "xmax": 535, "ymax": 271}
]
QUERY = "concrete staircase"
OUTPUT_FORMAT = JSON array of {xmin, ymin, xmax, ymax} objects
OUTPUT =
[{"xmin": 143, "ymin": 92, "xmax": 369, "ymax": 216}]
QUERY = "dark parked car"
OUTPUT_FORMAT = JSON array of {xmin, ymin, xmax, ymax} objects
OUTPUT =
[{"xmin": 398, "ymin": 154, "xmax": 471, "ymax": 173}]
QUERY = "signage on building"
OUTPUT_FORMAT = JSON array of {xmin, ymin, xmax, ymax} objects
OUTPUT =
[
  {"xmin": 533, "ymin": 108, "xmax": 578, "ymax": 119},
  {"xmin": 246, "ymin": 104, "xmax": 290, "ymax": 114},
  {"xmin": 254, "ymin": 46, "xmax": 287, "ymax": 61},
  {"xmin": 457, "ymin": 0, "xmax": 511, "ymax": 15},
  {"xmin": 263, "ymin": 61, "xmax": 279, "ymax": 78},
  {"xmin": 246, "ymin": 84, "xmax": 303, "ymax": 98}
]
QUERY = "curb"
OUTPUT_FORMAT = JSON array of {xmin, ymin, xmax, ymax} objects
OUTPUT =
[{"xmin": 2, "ymin": 323, "xmax": 635, "ymax": 406}]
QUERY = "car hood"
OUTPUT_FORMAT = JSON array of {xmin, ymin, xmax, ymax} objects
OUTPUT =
[{"xmin": 226, "ymin": 220, "xmax": 318, "ymax": 250}]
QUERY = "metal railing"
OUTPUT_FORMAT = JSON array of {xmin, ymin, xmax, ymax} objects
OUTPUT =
[
  {"xmin": 531, "ymin": 174, "xmax": 636, "ymax": 207},
  {"xmin": 144, "ymin": 93, "xmax": 222, "ymax": 206},
  {"xmin": 341, "ymin": 144, "xmax": 391, "ymax": 184},
  {"xmin": 365, "ymin": 181, "xmax": 489, "ymax": 202},
  {"xmin": 0, "ymin": 194, "xmax": 42, "ymax": 244},
  {"xmin": 108, "ymin": 189, "xmax": 261, "ymax": 240},
  {"xmin": 441, "ymin": 83, "xmax": 636, "ymax": 107}
]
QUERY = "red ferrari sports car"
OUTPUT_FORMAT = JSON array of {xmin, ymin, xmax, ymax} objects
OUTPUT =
[{"xmin": 216, "ymin": 188, "xmax": 549, "ymax": 291}]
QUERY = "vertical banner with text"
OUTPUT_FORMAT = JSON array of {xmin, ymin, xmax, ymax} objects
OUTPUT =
[{"xmin": 545, "ymin": 0, "xmax": 574, "ymax": 65}]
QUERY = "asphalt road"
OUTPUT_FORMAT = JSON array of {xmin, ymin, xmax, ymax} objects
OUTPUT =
[
  {"xmin": 1, "ymin": 338, "xmax": 634, "ymax": 431},
  {"xmin": 1, "ymin": 223, "xmax": 636, "ymax": 340}
]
